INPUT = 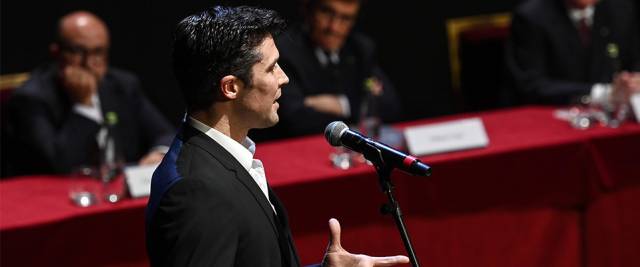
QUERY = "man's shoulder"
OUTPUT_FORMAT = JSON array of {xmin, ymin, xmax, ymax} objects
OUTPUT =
[
  {"xmin": 104, "ymin": 66, "xmax": 140, "ymax": 85},
  {"xmin": 512, "ymin": 0, "xmax": 565, "ymax": 31},
  {"xmin": 276, "ymin": 26, "xmax": 309, "ymax": 57},
  {"xmin": 14, "ymin": 64, "xmax": 57, "ymax": 99},
  {"xmin": 348, "ymin": 32, "xmax": 376, "ymax": 55},
  {"xmin": 604, "ymin": 0, "xmax": 638, "ymax": 21},
  {"xmin": 179, "ymin": 126, "xmax": 243, "ymax": 173},
  {"xmin": 100, "ymin": 67, "xmax": 146, "ymax": 100},
  {"xmin": 514, "ymin": 0, "xmax": 558, "ymax": 19}
]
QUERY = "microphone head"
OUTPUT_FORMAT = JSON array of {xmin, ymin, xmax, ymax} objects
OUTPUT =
[{"xmin": 324, "ymin": 121, "xmax": 349, "ymax": 146}]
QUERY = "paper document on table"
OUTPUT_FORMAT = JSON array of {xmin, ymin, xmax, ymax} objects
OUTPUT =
[
  {"xmin": 404, "ymin": 117, "xmax": 489, "ymax": 156},
  {"xmin": 124, "ymin": 164, "xmax": 158, "ymax": 198}
]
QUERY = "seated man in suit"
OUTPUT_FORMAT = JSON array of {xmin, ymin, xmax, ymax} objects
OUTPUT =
[
  {"xmin": 506, "ymin": 0, "xmax": 640, "ymax": 106},
  {"xmin": 5, "ymin": 11, "xmax": 174, "ymax": 175},
  {"xmin": 145, "ymin": 6, "xmax": 409, "ymax": 267},
  {"xmin": 251, "ymin": 0, "xmax": 401, "ymax": 141}
]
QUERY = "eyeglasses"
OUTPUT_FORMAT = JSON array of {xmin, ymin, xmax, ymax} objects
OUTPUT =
[
  {"xmin": 316, "ymin": 4, "xmax": 357, "ymax": 25},
  {"xmin": 60, "ymin": 42, "xmax": 109, "ymax": 60}
]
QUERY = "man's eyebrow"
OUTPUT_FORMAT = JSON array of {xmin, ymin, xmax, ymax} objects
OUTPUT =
[{"xmin": 267, "ymin": 55, "xmax": 279, "ymax": 69}]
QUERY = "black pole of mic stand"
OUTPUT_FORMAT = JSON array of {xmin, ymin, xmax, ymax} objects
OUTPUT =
[
  {"xmin": 363, "ymin": 144, "xmax": 420, "ymax": 267},
  {"xmin": 376, "ymin": 165, "xmax": 420, "ymax": 267}
]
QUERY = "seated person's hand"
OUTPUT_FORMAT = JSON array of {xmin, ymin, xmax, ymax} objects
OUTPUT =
[
  {"xmin": 60, "ymin": 66, "xmax": 98, "ymax": 106},
  {"xmin": 322, "ymin": 218, "xmax": 409, "ymax": 267},
  {"xmin": 138, "ymin": 151, "xmax": 165, "ymax": 166},
  {"xmin": 304, "ymin": 94, "xmax": 344, "ymax": 117},
  {"xmin": 612, "ymin": 71, "xmax": 640, "ymax": 102}
]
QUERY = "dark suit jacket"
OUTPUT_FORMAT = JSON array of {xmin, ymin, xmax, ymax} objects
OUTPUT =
[
  {"xmin": 250, "ymin": 26, "xmax": 401, "ymax": 141},
  {"xmin": 506, "ymin": 0, "xmax": 640, "ymax": 104},
  {"xmin": 146, "ymin": 125, "xmax": 300, "ymax": 267},
  {"xmin": 4, "ymin": 63, "xmax": 174, "ymax": 175}
]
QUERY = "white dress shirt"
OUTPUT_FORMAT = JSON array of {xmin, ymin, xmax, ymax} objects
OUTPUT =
[
  {"xmin": 76, "ymin": 93, "xmax": 169, "ymax": 156},
  {"xmin": 568, "ymin": 5, "xmax": 595, "ymax": 28},
  {"xmin": 73, "ymin": 93, "xmax": 103, "ymax": 123},
  {"xmin": 188, "ymin": 117, "xmax": 274, "ymax": 212}
]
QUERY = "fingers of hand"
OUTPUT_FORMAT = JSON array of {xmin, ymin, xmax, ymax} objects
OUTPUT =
[
  {"xmin": 62, "ymin": 67, "xmax": 97, "ymax": 104},
  {"xmin": 370, "ymin": 255, "xmax": 410, "ymax": 267},
  {"xmin": 328, "ymin": 218, "xmax": 342, "ymax": 251}
]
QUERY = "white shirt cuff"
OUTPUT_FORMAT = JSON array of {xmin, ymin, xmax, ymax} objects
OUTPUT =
[
  {"xmin": 590, "ymin": 83, "xmax": 612, "ymax": 105},
  {"xmin": 337, "ymin": 94, "xmax": 351, "ymax": 117}
]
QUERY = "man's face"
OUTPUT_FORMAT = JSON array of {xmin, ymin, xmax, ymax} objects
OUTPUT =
[
  {"xmin": 57, "ymin": 17, "xmax": 110, "ymax": 80},
  {"xmin": 236, "ymin": 36, "xmax": 289, "ymax": 129},
  {"xmin": 309, "ymin": 0, "xmax": 360, "ymax": 52}
]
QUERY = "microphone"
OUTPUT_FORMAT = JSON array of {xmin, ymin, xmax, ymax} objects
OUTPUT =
[{"xmin": 325, "ymin": 121, "xmax": 431, "ymax": 176}]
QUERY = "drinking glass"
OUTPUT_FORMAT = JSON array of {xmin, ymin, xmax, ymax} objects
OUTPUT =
[
  {"xmin": 69, "ymin": 166, "xmax": 101, "ymax": 207},
  {"xmin": 100, "ymin": 161, "xmax": 125, "ymax": 203}
]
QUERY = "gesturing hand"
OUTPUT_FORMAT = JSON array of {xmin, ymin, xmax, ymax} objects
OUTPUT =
[{"xmin": 321, "ymin": 218, "xmax": 409, "ymax": 267}]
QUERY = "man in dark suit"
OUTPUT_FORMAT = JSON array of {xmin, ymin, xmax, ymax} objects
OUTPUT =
[
  {"xmin": 506, "ymin": 0, "xmax": 640, "ymax": 105},
  {"xmin": 251, "ymin": 0, "xmax": 401, "ymax": 141},
  {"xmin": 145, "ymin": 6, "xmax": 409, "ymax": 267},
  {"xmin": 5, "ymin": 11, "xmax": 174, "ymax": 175}
]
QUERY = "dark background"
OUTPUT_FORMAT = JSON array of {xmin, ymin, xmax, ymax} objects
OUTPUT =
[{"xmin": 2, "ymin": 0, "xmax": 532, "ymax": 126}]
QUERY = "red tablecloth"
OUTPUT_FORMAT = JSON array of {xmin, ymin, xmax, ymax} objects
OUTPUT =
[{"xmin": 1, "ymin": 106, "xmax": 639, "ymax": 267}]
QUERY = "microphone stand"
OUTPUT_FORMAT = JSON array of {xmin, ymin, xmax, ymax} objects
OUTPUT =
[{"xmin": 362, "ymin": 143, "xmax": 421, "ymax": 267}]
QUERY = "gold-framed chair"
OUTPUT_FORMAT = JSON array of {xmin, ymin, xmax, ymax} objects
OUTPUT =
[
  {"xmin": 446, "ymin": 13, "xmax": 512, "ymax": 111},
  {"xmin": 0, "ymin": 72, "xmax": 29, "ymax": 103}
]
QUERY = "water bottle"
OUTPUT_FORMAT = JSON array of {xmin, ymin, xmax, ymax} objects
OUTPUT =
[
  {"xmin": 359, "ymin": 77, "xmax": 382, "ymax": 140},
  {"xmin": 598, "ymin": 43, "xmax": 630, "ymax": 127},
  {"xmin": 98, "ymin": 111, "xmax": 123, "ymax": 203}
]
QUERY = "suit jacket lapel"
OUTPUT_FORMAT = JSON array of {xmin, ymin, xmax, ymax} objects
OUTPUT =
[
  {"xmin": 552, "ymin": 1, "xmax": 589, "ymax": 68},
  {"xmin": 589, "ymin": 1, "xmax": 614, "ymax": 82},
  {"xmin": 269, "ymin": 186, "xmax": 301, "ymax": 267},
  {"xmin": 182, "ymin": 125, "xmax": 280, "ymax": 239}
]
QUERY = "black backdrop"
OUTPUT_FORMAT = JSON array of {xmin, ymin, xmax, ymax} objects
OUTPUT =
[{"xmin": 1, "ymin": 0, "xmax": 525, "ymax": 126}]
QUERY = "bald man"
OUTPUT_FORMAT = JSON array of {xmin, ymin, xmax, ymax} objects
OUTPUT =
[{"xmin": 5, "ymin": 11, "xmax": 174, "ymax": 176}]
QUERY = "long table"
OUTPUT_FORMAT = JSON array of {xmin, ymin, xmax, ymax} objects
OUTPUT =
[{"xmin": 1, "ymin": 106, "xmax": 639, "ymax": 267}]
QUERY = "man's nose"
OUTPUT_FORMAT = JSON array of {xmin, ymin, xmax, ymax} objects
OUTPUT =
[
  {"xmin": 327, "ymin": 17, "xmax": 342, "ymax": 33},
  {"xmin": 280, "ymin": 71, "xmax": 289, "ymax": 86}
]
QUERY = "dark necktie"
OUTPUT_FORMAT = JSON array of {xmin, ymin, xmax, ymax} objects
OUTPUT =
[
  {"xmin": 578, "ymin": 16, "xmax": 591, "ymax": 46},
  {"xmin": 323, "ymin": 50, "xmax": 343, "ymax": 92}
]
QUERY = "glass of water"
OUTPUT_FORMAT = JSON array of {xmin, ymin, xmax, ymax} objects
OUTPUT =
[{"xmin": 69, "ymin": 166, "xmax": 101, "ymax": 207}]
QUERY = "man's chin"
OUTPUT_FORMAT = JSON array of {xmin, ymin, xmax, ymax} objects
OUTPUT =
[
  {"xmin": 317, "ymin": 38, "xmax": 343, "ymax": 53},
  {"xmin": 255, "ymin": 116, "xmax": 279, "ymax": 129}
]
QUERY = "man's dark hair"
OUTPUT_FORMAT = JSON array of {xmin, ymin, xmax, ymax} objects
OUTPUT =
[{"xmin": 172, "ymin": 6, "xmax": 286, "ymax": 112}]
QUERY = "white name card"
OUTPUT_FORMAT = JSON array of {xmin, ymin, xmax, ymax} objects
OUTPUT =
[
  {"xmin": 124, "ymin": 164, "xmax": 158, "ymax": 198},
  {"xmin": 631, "ymin": 93, "xmax": 640, "ymax": 123},
  {"xmin": 404, "ymin": 117, "xmax": 489, "ymax": 156}
]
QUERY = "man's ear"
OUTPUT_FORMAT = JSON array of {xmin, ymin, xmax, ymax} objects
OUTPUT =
[{"xmin": 219, "ymin": 75, "xmax": 241, "ymax": 100}]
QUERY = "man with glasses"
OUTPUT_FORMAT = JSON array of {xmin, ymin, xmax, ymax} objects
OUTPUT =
[
  {"xmin": 250, "ymin": 0, "xmax": 401, "ymax": 141},
  {"xmin": 5, "ymin": 11, "xmax": 174, "ymax": 175}
]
